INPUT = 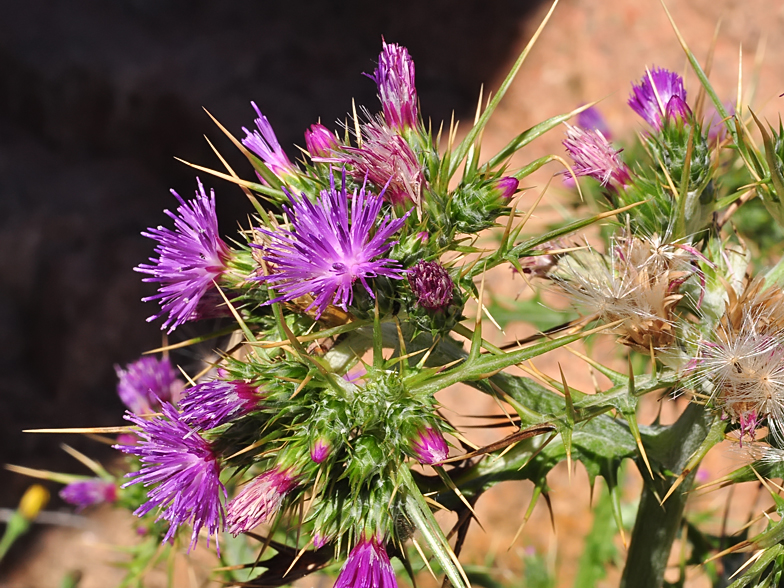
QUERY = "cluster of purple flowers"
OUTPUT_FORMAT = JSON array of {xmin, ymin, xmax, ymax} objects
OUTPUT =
[
  {"xmin": 97, "ymin": 38, "xmax": 475, "ymax": 588},
  {"xmin": 563, "ymin": 67, "xmax": 689, "ymax": 189}
]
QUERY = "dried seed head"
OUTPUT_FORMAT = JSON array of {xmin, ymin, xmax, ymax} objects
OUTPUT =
[{"xmin": 554, "ymin": 233, "xmax": 697, "ymax": 352}]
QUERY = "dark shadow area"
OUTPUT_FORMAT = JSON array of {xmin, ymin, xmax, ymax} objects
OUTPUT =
[{"xmin": 0, "ymin": 0, "xmax": 545, "ymax": 561}]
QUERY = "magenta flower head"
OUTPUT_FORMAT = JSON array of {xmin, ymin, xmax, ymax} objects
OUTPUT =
[
  {"xmin": 115, "ymin": 402, "xmax": 226, "ymax": 550},
  {"xmin": 321, "ymin": 121, "xmax": 424, "ymax": 206},
  {"xmin": 242, "ymin": 102, "xmax": 296, "ymax": 178},
  {"xmin": 628, "ymin": 67, "xmax": 687, "ymax": 129},
  {"xmin": 408, "ymin": 261, "xmax": 454, "ymax": 311},
  {"xmin": 256, "ymin": 169, "xmax": 410, "ymax": 318},
  {"xmin": 305, "ymin": 123, "xmax": 340, "ymax": 158},
  {"xmin": 493, "ymin": 176, "xmax": 519, "ymax": 200},
  {"xmin": 334, "ymin": 535, "xmax": 398, "ymax": 588},
  {"xmin": 563, "ymin": 124, "xmax": 631, "ymax": 188},
  {"xmin": 178, "ymin": 380, "xmax": 264, "ymax": 430},
  {"xmin": 410, "ymin": 426, "xmax": 448, "ymax": 465},
  {"xmin": 135, "ymin": 180, "xmax": 231, "ymax": 334},
  {"xmin": 369, "ymin": 40, "xmax": 418, "ymax": 131},
  {"xmin": 115, "ymin": 356, "xmax": 185, "ymax": 414},
  {"xmin": 226, "ymin": 467, "xmax": 298, "ymax": 536},
  {"xmin": 60, "ymin": 479, "xmax": 117, "ymax": 511}
]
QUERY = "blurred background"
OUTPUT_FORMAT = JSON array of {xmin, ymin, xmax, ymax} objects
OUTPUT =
[{"xmin": 1, "ymin": 0, "xmax": 783, "ymax": 585}]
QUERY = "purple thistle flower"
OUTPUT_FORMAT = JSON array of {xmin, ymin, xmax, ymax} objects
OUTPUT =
[
  {"xmin": 226, "ymin": 467, "xmax": 298, "ymax": 536},
  {"xmin": 408, "ymin": 261, "xmax": 454, "ymax": 311},
  {"xmin": 334, "ymin": 536, "xmax": 398, "ymax": 588},
  {"xmin": 410, "ymin": 426, "xmax": 448, "ymax": 465},
  {"xmin": 628, "ymin": 67, "xmax": 687, "ymax": 129},
  {"xmin": 310, "ymin": 438, "xmax": 331, "ymax": 464},
  {"xmin": 256, "ymin": 170, "xmax": 409, "ymax": 318},
  {"xmin": 179, "ymin": 380, "xmax": 264, "ymax": 430},
  {"xmin": 115, "ymin": 356, "xmax": 185, "ymax": 415},
  {"xmin": 493, "ymin": 176, "xmax": 519, "ymax": 200},
  {"xmin": 305, "ymin": 123, "xmax": 340, "ymax": 158},
  {"xmin": 368, "ymin": 41, "xmax": 418, "ymax": 131},
  {"xmin": 577, "ymin": 106, "xmax": 612, "ymax": 139},
  {"xmin": 320, "ymin": 121, "xmax": 424, "ymax": 206},
  {"xmin": 242, "ymin": 102, "xmax": 296, "ymax": 177},
  {"xmin": 563, "ymin": 124, "xmax": 631, "ymax": 188},
  {"xmin": 115, "ymin": 402, "xmax": 226, "ymax": 550},
  {"xmin": 60, "ymin": 479, "xmax": 117, "ymax": 511},
  {"xmin": 135, "ymin": 180, "xmax": 231, "ymax": 334}
]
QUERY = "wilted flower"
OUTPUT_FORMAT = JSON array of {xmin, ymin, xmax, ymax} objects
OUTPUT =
[
  {"xmin": 334, "ymin": 535, "xmax": 398, "ymax": 588},
  {"xmin": 410, "ymin": 426, "xmax": 448, "ymax": 465},
  {"xmin": 324, "ymin": 120, "xmax": 424, "ymax": 207},
  {"xmin": 305, "ymin": 123, "xmax": 340, "ymax": 158},
  {"xmin": 60, "ymin": 479, "xmax": 117, "ymax": 510},
  {"xmin": 692, "ymin": 280, "xmax": 784, "ymax": 444},
  {"xmin": 408, "ymin": 261, "xmax": 454, "ymax": 311},
  {"xmin": 115, "ymin": 356, "xmax": 185, "ymax": 414},
  {"xmin": 116, "ymin": 402, "xmax": 226, "ymax": 549},
  {"xmin": 135, "ymin": 180, "xmax": 231, "ymax": 333},
  {"xmin": 242, "ymin": 102, "xmax": 296, "ymax": 177},
  {"xmin": 563, "ymin": 124, "xmax": 631, "ymax": 188},
  {"xmin": 256, "ymin": 169, "xmax": 409, "ymax": 318},
  {"xmin": 553, "ymin": 233, "xmax": 695, "ymax": 352},
  {"xmin": 226, "ymin": 467, "xmax": 298, "ymax": 535},
  {"xmin": 369, "ymin": 40, "xmax": 418, "ymax": 131},
  {"xmin": 179, "ymin": 380, "xmax": 264, "ymax": 430},
  {"xmin": 628, "ymin": 67, "xmax": 687, "ymax": 129}
]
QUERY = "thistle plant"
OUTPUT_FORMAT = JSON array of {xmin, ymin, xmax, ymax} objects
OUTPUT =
[{"xmin": 13, "ymin": 4, "xmax": 784, "ymax": 588}]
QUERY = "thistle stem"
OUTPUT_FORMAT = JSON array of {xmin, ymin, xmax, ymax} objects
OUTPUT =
[{"xmin": 620, "ymin": 403, "xmax": 716, "ymax": 588}]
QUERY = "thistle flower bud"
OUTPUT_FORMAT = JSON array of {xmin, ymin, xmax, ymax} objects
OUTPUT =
[
  {"xmin": 408, "ymin": 261, "xmax": 454, "ymax": 311},
  {"xmin": 226, "ymin": 467, "xmax": 298, "ymax": 536},
  {"xmin": 305, "ymin": 124, "xmax": 339, "ymax": 158},
  {"xmin": 410, "ymin": 426, "xmax": 448, "ymax": 465},
  {"xmin": 450, "ymin": 176, "xmax": 517, "ymax": 233},
  {"xmin": 60, "ymin": 479, "xmax": 117, "ymax": 511},
  {"xmin": 310, "ymin": 437, "xmax": 331, "ymax": 464},
  {"xmin": 493, "ymin": 176, "xmax": 519, "ymax": 200},
  {"xmin": 179, "ymin": 380, "xmax": 264, "ymax": 430},
  {"xmin": 370, "ymin": 40, "xmax": 418, "ymax": 131},
  {"xmin": 334, "ymin": 535, "xmax": 398, "ymax": 588},
  {"xmin": 664, "ymin": 95, "xmax": 692, "ymax": 123},
  {"xmin": 115, "ymin": 356, "xmax": 185, "ymax": 415}
]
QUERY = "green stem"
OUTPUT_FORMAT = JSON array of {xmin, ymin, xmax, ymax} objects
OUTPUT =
[{"xmin": 620, "ymin": 403, "xmax": 718, "ymax": 588}]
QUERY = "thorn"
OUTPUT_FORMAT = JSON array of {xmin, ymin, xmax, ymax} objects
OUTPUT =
[{"xmin": 660, "ymin": 472, "xmax": 688, "ymax": 505}]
